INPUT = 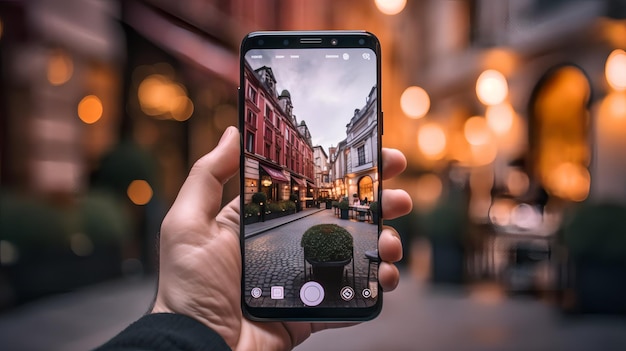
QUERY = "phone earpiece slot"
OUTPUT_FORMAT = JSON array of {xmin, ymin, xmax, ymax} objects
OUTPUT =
[{"xmin": 300, "ymin": 38, "xmax": 322, "ymax": 44}]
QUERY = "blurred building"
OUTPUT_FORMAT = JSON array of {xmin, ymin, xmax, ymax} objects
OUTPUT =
[
  {"xmin": 385, "ymin": 0, "xmax": 626, "ymax": 302},
  {"xmin": 1, "ymin": 0, "xmax": 399, "ymax": 307},
  {"xmin": 2, "ymin": 0, "xmax": 625, "ymax": 312}
]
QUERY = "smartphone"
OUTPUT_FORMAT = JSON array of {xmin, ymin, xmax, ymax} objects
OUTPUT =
[{"xmin": 239, "ymin": 31, "xmax": 382, "ymax": 321}]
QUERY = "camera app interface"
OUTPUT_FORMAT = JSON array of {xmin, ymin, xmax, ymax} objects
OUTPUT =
[{"xmin": 243, "ymin": 46, "xmax": 379, "ymax": 308}]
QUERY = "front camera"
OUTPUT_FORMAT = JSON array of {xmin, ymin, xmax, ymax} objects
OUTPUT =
[
  {"xmin": 283, "ymin": 39, "xmax": 289, "ymax": 46},
  {"xmin": 358, "ymin": 38, "xmax": 365, "ymax": 45},
  {"xmin": 258, "ymin": 39, "xmax": 265, "ymax": 45},
  {"xmin": 331, "ymin": 38, "xmax": 338, "ymax": 46}
]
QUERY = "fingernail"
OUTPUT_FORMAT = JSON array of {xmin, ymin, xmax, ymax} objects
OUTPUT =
[{"xmin": 218, "ymin": 126, "xmax": 234, "ymax": 146}]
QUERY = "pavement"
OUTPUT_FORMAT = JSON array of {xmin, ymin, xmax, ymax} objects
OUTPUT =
[
  {"xmin": 2, "ymin": 209, "xmax": 626, "ymax": 350},
  {"xmin": 1, "ymin": 271, "xmax": 626, "ymax": 351},
  {"xmin": 244, "ymin": 208, "xmax": 378, "ymax": 308},
  {"xmin": 244, "ymin": 207, "xmax": 327, "ymax": 238}
]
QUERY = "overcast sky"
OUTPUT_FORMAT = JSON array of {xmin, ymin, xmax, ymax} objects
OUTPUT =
[{"xmin": 246, "ymin": 48, "xmax": 377, "ymax": 154}]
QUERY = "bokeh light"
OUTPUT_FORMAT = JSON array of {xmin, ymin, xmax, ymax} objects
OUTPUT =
[
  {"xmin": 374, "ymin": 0, "xmax": 407, "ymax": 15},
  {"xmin": 414, "ymin": 173, "xmax": 442, "ymax": 209},
  {"xmin": 489, "ymin": 198, "xmax": 517, "ymax": 227},
  {"xmin": 401, "ymin": 86, "xmax": 430, "ymax": 119},
  {"xmin": 476, "ymin": 69, "xmax": 508, "ymax": 105},
  {"xmin": 47, "ymin": 50, "xmax": 74, "ymax": 86},
  {"xmin": 601, "ymin": 92, "xmax": 626, "ymax": 119},
  {"xmin": 78, "ymin": 95, "xmax": 103, "ymax": 124},
  {"xmin": 507, "ymin": 169, "xmax": 530, "ymax": 197},
  {"xmin": 470, "ymin": 141, "xmax": 498, "ymax": 166},
  {"xmin": 138, "ymin": 73, "xmax": 192, "ymax": 121},
  {"xmin": 605, "ymin": 49, "xmax": 626, "ymax": 91},
  {"xmin": 418, "ymin": 123, "xmax": 447, "ymax": 160},
  {"xmin": 0, "ymin": 240, "xmax": 19, "ymax": 265},
  {"xmin": 485, "ymin": 103, "xmax": 515, "ymax": 135},
  {"xmin": 511, "ymin": 203, "xmax": 542, "ymax": 229},
  {"xmin": 70, "ymin": 233, "xmax": 94, "ymax": 257},
  {"xmin": 545, "ymin": 162, "xmax": 590, "ymax": 202},
  {"xmin": 170, "ymin": 96, "xmax": 194, "ymax": 121},
  {"xmin": 464, "ymin": 116, "xmax": 491, "ymax": 145},
  {"xmin": 127, "ymin": 180, "xmax": 153, "ymax": 205}
]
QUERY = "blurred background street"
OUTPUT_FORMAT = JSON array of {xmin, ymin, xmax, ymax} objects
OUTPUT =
[
  {"xmin": 2, "ymin": 0, "xmax": 626, "ymax": 350},
  {"xmin": 1, "ymin": 270, "xmax": 626, "ymax": 351}
]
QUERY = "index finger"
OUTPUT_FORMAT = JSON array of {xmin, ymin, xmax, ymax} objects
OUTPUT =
[{"xmin": 382, "ymin": 148, "xmax": 407, "ymax": 180}]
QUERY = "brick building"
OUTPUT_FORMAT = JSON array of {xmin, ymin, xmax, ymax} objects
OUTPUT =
[{"xmin": 242, "ymin": 61, "xmax": 315, "ymax": 205}]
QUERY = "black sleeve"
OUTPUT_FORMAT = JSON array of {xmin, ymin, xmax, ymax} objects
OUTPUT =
[{"xmin": 94, "ymin": 313, "xmax": 232, "ymax": 351}]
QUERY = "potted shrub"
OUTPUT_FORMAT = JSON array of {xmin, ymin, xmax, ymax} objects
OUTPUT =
[
  {"xmin": 369, "ymin": 201, "xmax": 380, "ymax": 225},
  {"xmin": 417, "ymin": 187, "xmax": 468, "ymax": 285},
  {"xmin": 325, "ymin": 198, "xmax": 333, "ymax": 209},
  {"xmin": 289, "ymin": 194, "xmax": 300, "ymax": 212},
  {"xmin": 251, "ymin": 192, "xmax": 267, "ymax": 205},
  {"xmin": 0, "ymin": 193, "xmax": 71, "ymax": 302},
  {"xmin": 338, "ymin": 199, "xmax": 350, "ymax": 219},
  {"xmin": 252, "ymin": 192, "xmax": 267, "ymax": 221},
  {"xmin": 301, "ymin": 224, "xmax": 354, "ymax": 294},
  {"xmin": 562, "ymin": 202, "xmax": 626, "ymax": 314},
  {"xmin": 244, "ymin": 203, "xmax": 260, "ymax": 224}
]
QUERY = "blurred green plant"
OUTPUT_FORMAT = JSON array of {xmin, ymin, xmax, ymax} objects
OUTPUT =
[
  {"xmin": 562, "ymin": 202, "xmax": 626, "ymax": 261},
  {"xmin": 0, "ymin": 191, "xmax": 68, "ymax": 250},
  {"xmin": 78, "ymin": 191, "xmax": 131, "ymax": 245}
]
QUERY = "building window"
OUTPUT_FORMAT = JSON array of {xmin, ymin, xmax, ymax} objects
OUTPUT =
[
  {"xmin": 357, "ymin": 145, "xmax": 366, "ymax": 166},
  {"xmin": 246, "ymin": 110, "xmax": 257, "ymax": 126},
  {"xmin": 265, "ymin": 126, "xmax": 273, "ymax": 142},
  {"xmin": 358, "ymin": 176, "xmax": 374, "ymax": 202},
  {"xmin": 246, "ymin": 132, "xmax": 255, "ymax": 153},
  {"xmin": 265, "ymin": 106, "xmax": 273, "ymax": 124},
  {"xmin": 265, "ymin": 143, "xmax": 271, "ymax": 159},
  {"xmin": 248, "ymin": 86, "xmax": 257, "ymax": 105}
]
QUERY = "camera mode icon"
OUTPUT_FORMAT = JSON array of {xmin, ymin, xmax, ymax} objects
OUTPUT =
[
  {"xmin": 362, "ymin": 288, "xmax": 372, "ymax": 298},
  {"xmin": 340, "ymin": 286, "xmax": 355, "ymax": 301},
  {"xmin": 251, "ymin": 287, "xmax": 262, "ymax": 299}
]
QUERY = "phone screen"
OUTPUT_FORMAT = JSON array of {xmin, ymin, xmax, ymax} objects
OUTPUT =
[{"xmin": 240, "ymin": 32, "xmax": 381, "ymax": 320}]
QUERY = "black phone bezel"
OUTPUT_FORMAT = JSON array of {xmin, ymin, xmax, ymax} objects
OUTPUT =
[{"xmin": 239, "ymin": 31, "xmax": 383, "ymax": 321}]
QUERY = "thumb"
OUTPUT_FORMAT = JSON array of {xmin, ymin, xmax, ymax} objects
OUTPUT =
[{"xmin": 172, "ymin": 126, "xmax": 240, "ymax": 219}]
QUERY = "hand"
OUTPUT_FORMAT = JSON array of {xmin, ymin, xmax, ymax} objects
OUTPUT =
[{"xmin": 152, "ymin": 126, "xmax": 412, "ymax": 350}]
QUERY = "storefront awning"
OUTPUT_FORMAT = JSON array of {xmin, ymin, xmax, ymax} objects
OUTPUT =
[
  {"xmin": 291, "ymin": 177, "xmax": 306, "ymax": 187},
  {"xmin": 307, "ymin": 182, "xmax": 316, "ymax": 188},
  {"xmin": 260, "ymin": 165, "xmax": 289, "ymax": 182}
]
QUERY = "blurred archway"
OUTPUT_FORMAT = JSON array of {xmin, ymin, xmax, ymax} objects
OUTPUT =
[{"xmin": 529, "ymin": 65, "xmax": 592, "ymax": 202}]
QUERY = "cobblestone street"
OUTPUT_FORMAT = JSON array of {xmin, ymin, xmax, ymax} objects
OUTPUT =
[{"xmin": 244, "ymin": 208, "xmax": 378, "ymax": 308}]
